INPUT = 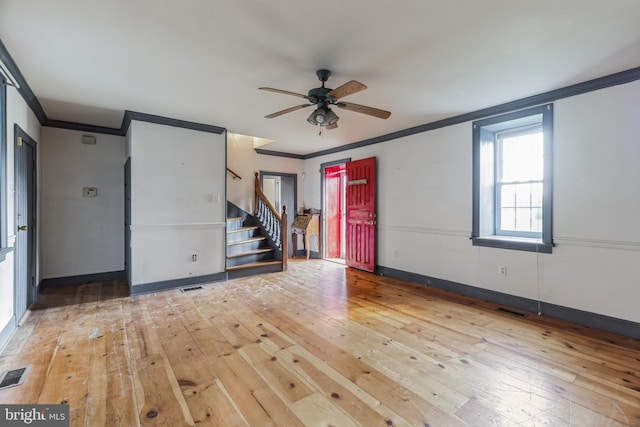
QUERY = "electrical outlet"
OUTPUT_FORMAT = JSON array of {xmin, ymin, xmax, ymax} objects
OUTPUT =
[
  {"xmin": 499, "ymin": 265, "xmax": 507, "ymax": 276},
  {"xmin": 393, "ymin": 250, "xmax": 399, "ymax": 258},
  {"xmin": 192, "ymin": 254, "xmax": 197, "ymax": 262}
]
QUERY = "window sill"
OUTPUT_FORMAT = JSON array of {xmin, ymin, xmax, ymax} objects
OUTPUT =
[{"xmin": 472, "ymin": 236, "xmax": 553, "ymax": 253}]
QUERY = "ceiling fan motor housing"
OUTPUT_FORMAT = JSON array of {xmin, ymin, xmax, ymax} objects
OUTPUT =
[
  {"xmin": 307, "ymin": 86, "xmax": 332, "ymax": 101},
  {"xmin": 308, "ymin": 69, "xmax": 335, "ymax": 102}
]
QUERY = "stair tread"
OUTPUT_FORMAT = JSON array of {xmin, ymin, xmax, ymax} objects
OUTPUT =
[
  {"xmin": 226, "ymin": 260, "xmax": 283, "ymax": 271},
  {"xmin": 228, "ymin": 226, "xmax": 259, "ymax": 234},
  {"xmin": 227, "ymin": 236, "xmax": 266, "ymax": 246},
  {"xmin": 227, "ymin": 248, "xmax": 274, "ymax": 258},
  {"xmin": 227, "ymin": 217, "xmax": 244, "ymax": 223}
]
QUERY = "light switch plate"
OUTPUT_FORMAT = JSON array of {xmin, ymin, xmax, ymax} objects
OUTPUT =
[
  {"xmin": 82, "ymin": 135, "xmax": 96, "ymax": 145},
  {"xmin": 82, "ymin": 187, "xmax": 98, "ymax": 197}
]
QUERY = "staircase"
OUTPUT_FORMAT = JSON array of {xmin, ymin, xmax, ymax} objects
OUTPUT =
[
  {"xmin": 226, "ymin": 216, "xmax": 282, "ymax": 277},
  {"xmin": 225, "ymin": 172, "xmax": 288, "ymax": 279}
]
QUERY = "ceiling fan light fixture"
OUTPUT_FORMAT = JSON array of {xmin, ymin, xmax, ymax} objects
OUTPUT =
[
  {"xmin": 324, "ymin": 108, "xmax": 339, "ymax": 126},
  {"xmin": 307, "ymin": 107, "xmax": 339, "ymax": 127},
  {"xmin": 306, "ymin": 110, "xmax": 319, "ymax": 126},
  {"xmin": 315, "ymin": 108, "xmax": 328, "ymax": 124}
]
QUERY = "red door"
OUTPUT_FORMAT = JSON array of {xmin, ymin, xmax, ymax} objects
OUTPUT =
[{"xmin": 345, "ymin": 157, "xmax": 376, "ymax": 272}]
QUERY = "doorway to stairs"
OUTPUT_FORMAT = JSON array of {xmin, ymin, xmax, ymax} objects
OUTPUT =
[{"xmin": 259, "ymin": 171, "xmax": 296, "ymax": 257}]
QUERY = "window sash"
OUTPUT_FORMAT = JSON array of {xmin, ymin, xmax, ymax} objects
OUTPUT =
[
  {"xmin": 495, "ymin": 181, "xmax": 543, "ymax": 237},
  {"xmin": 496, "ymin": 126, "xmax": 543, "ymax": 184},
  {"xmin": 494, "ymin": 122, "xmax": 544, "ymax": 238}
]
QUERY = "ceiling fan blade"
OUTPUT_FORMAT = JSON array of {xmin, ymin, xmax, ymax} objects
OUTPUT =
[
  {"xmin": 264, "ymin": 104, "xmax": 311, "ymax": 119},
  {"xmin": 326, "ymin": 80, "xmax": 367, "ymax": 100},
  {"xmin": 336, "ymin": 101, "xmax": 391, "ymax": 119},
  {"xmin": 326, "ymin": 123, "xmax": 338, "ymax": 130},
  {"xmin": 259, "ymin": 87, "xmax": 311, "ymax": 99}
]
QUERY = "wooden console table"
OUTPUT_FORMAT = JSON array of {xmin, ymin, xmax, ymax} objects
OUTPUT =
[{"xmin": 291, "ymin": 211, "xmax": 321, "ymax": 260}]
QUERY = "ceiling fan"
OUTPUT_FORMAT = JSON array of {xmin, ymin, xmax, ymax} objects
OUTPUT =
[{"xmin": 260, "ymin": 69, "xmax": 391, "ymax": 130}]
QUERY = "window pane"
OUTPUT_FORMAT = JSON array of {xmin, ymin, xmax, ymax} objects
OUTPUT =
[
  {"xmin": 532, "ymin": 208, "xmax": 543, "ymax": 232},
  {"xmin": 499, "ymin": 184, "xmax": 543, "ymax": 234},
  {"xmin": 501, "ymin": 184, "xmax": 516, "ymax": 208},
  {"xmin": 515, "ymin": 208, "xmax": 532, "ymax": 232},
  {"xmin": 515, "ymin": 183, "xmax": 531, "ymax": 208},
  {"xmin": 501, "ymin": 208, "xmax": 516, "ymax": 231},
  {"xmin": 500, "ymin": 132, "xmax": 543, "ymax": 182},
  {"xmin": 531, "ymin": 182, "xmax": 543, "ymax": 207}
]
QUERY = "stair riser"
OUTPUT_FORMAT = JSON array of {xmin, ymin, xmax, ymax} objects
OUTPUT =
[
  {"xmin": 227, "ymin": 229, "xmax": 257, "ymax": 243},
  {"xmin": 226, "ymin": 219, "xmax": 245, "ymax": 231},
  {"xmin": 226, "ymin": 252, "xmax": 274, "ymax": 268},
  {"xmin": 227, "ymin": 263, "xmax": 283, "ymax": 279},
  {"xmin": 226, "ymin": 241, "xmax": 266, "ymax": 256}
]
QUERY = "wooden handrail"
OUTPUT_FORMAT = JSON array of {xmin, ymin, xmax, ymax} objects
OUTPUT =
[{"xmin": 227, "ymin": 167, "xmax": 242, "ymax": 180}]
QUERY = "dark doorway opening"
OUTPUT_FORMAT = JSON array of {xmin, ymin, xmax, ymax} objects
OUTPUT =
[
  {"xmin": 321, "ymin": 159, "xmax": 350, "ymax": 264},
  {"xmin": 260, "ymin": 171, "xmax": 297, "ymax": 257},
  {"xmin": 14, "ymin": 126, "xmax": 37, "ymax": 323}
]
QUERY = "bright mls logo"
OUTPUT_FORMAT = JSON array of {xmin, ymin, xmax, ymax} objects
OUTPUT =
[{"xmin": 0, "ymin": 405, "xmax": 69, "ymax": 426}]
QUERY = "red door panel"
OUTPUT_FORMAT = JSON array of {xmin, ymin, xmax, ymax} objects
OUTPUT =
[{"xmin": 345, "ymin": 157, "xmax": 376, "ymax": 272}]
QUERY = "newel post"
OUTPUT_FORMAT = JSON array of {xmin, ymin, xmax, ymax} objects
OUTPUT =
[
  {"xmin": 254, "ymin": 172, "xmax": 260, "ymax": 214},
  {"xmin": 281, "ymin": 205, "xmax": 288, "ymax": 271}
]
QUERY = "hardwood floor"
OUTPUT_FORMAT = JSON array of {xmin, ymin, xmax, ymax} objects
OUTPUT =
[{"xmin": 1, "ymin": 260, "xmax": 639, "ymax": 426}]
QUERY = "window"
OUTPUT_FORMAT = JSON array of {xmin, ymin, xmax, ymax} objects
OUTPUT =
[
  {"xmin": 472, "ymin": 104, "xmax": 553, "ymax": 253},
  {"xmin": 0, "ymin": 80, "xmax": 8, "ymax": 261}
]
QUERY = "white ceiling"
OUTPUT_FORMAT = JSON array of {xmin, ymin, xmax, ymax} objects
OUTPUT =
[{"xmin": 2, "ymin": 0, "xmax": 639, "ymax": 155}]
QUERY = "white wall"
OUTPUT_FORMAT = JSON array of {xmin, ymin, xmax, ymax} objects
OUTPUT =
[
  {"xmin": 40, "ymin": 128, "xmax": 126, "ymax": 278},
  {"xmin": 227, "ymin": 133, "xmax": 304, "ymax": 215},
  {"xmin": 129, "ymin": 121, "xmax": 226, "ymax": 286},
  {"xmin": 542, "ymin": 81, "xmax": 640, "ymax": 320},
  {"xmin": 302, "ymin": 80, "xmax": 640, "ymax": 323},
  {"xmin": 0, "ymin": 86, "xmax": 41, "ymax": 342}
]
